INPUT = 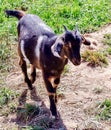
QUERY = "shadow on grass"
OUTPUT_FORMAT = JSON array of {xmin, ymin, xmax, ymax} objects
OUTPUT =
[{"xmin": 12, "ymin": 87, "xmax": 68, "ymax": 130}]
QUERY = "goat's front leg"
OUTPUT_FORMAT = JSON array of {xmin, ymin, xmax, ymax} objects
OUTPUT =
[
  {"xmin": 30, "ymin": 65, "xmax": 36, "ymax": 84},
  {"xmin": 19, "ymin": 58, "xmax": 33, "ymax": 90},
  {"xmin": 43, "ymin": 72, "xmax": 60, "ymax": 118}
]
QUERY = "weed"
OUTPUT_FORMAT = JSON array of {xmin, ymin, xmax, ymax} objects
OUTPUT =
[
  {"xmin": 103, "ymin": 34, "xmax": 111, "ymax": 55},
  {"xmin": 0, "ymin": 33, "xmax": 16, "ymax": 72},
  {"xmin": 26, "ymin": 103, "xmax": 40, "ymax": 116},
  {"xmin": 63, "ymin": 65, "xmax": 69, "ymax": 75},
  {"xmin": 0, "ymin": 87, "xmax": 18, "ymax": 106},
  {"xmin": 0, "ymin": 42, "xmax": 10, "ymax": 61},
  {"xmin": 103, "ymin": 33, "xmax": 111, "ymax": 46},
  {"xmin": 82, "ymin": 50, "xmax": 108, "ymax": 67},
  {"xmin": 97, "ymin": 99, "xmax": 111, "ymax": 121},
  {"xmin": 1, "ymin": 102, "xmax": 17, "ymax": 116},
  {"xmin": 39, "ymin": 118, "xmax": 51, "ymax": 129},
  {"xmin": 17, "ymin": 103, "xmax": 40, "ymax": 122},
  {"xmin": 0, "ymin": 87, "xmax": 19, "ymax": 116}
]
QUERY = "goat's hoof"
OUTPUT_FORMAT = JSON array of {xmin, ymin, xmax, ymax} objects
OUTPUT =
[
  {"xmin": 29, "ymin": 86, "xmax": 34, "ymax": 90},
  {"xmin": 50, "ymin": 114, "xmax": 59, "ymax": 120}
]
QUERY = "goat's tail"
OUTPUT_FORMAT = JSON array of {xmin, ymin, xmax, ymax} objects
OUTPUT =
[{"xmin": 5, "ymin": 10, "xmax": 25, "ymax": 20}]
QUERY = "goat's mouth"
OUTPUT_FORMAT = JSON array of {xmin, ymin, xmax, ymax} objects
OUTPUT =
[{"xmin": 71, "ymin": 59, "xmax": 81, "ymax": 66}]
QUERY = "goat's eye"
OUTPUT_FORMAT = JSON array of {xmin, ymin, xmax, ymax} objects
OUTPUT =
[
  {"xmin": 65, "ymin": 42, "xmax": 71, "ymax": 48},
  {"xmin": 64, "ymin": 42, "xmax": 69, "ymax": 47},
  {"xmin": 65, "ymin": 44, "xmax": 69, "ymax": 47}
]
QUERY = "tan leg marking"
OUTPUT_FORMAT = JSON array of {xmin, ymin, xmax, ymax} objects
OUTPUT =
[{"xmin": 48, "ymin": 76, "xmax": 57, "ymax": 88}]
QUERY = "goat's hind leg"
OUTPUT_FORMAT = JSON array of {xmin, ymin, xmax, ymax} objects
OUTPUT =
[
  {"xmin": 19, "ymin": 58, "xmax": 33, "ymax": 90},
  {"xmin": 30, "ymin": 65, "xmax": 36, "ymax": 84}
]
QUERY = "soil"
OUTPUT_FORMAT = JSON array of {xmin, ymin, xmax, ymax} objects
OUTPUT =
[{"xmin": 1, "ymin": 24, "xmax": 111, "ymax": 130}]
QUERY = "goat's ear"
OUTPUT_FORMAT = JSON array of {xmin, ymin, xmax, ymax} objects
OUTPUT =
[
  {"xmin": 81, "ymin": 35, "xmax": 91, "ymax": 46},
  {"xmin": 75, "ymin": 24, "xmax": 81, "ymax": 36},
  {"xmin": 51, "ymin": 42, "xmax": 63, "ymax": 58}
]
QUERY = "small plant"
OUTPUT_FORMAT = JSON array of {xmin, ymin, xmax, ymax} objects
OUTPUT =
[
  {"xmin": 63, "ymin": 65, "xmax": 69, "ymax": 75},
  {"xmin": 107, "ymin": 47, "xmax": 111, "ymax": 55},
  {"xmin": 82, "ymin": 50, "xmax": 108, "ymax": 67},
  {"xmin": 0, "ymin": 42, "xmax": 10, "ymax": 61},
  {"xmin": 97, "ymin": 99, "xmax": 111, "ymax": 121},
  {"xmin": 26, "ymin": 103, "xmax": 40, "ymax": 116},
  {"xmin": 103, "ymin": 33, "xmax": 111, "ymax": 46},
  {"xmin": 0, "ymin": 37, "xmax": 13, "ymax": 72},
  {"xmin": 0, "ymin": 87, "xmax": 18, "ymax": 106},
  {"xmin": 17, "ymin": 103, "xmax": 40, "ymax": 122}
]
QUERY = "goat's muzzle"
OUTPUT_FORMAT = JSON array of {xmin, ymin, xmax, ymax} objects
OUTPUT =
[{"xmin": 71, "ymin": 59, "xmax": 81, "ymax": 66}]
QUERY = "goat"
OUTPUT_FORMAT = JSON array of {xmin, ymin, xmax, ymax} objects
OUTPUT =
[{"xmin": 5, "ymin": 10, "xmax": 90, "ymax": 119}]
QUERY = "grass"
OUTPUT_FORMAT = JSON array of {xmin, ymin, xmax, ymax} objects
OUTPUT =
[
  {"xmin": 17, "ymin": 103, "xmax": 40, "ymax": 123},
  {"xmin": 1, "ymin": 0, "xmax": 111, "ymax": 35},
  {"xmin": 103, "ymin": 33, "xmax": 111, "ymax": 56},
  {"xmin": 82, "ymin": 50, "xmax": 108, "ymax": 67},
  {"xmin": 0, "ymin": 87, "xmax": 19, "ymax": 116},
  {"xmin": 17, "ymin": 103, "xmax": 53, "ymax": 130},
  {"xmin": 97, "ymin": 99, "xmax": 111, "ymax": 121},
  {"xmin": 63, "ymin": 65, "xmax": 69, "ymax": 75},
  {"xmin": 103, "ymin": 33, "xmax": 111, "ymax": 46},
  {"xmin": 0, "ymin": 87, "xmax": 18, "ymax": 106}
]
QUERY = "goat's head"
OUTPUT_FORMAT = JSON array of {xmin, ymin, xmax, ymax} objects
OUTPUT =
[
  {"xmin": 62, "ymin": 25, "xmax": 82, "ymax": 65},
  {"xmin": 51, "ymin": 25, "xmax": 90, "ymax": 66}
]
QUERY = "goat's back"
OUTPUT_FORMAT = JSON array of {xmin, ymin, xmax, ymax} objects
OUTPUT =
[{"xmin": 18, "ymin": 14, "xmax": 55, "ymax": 39}]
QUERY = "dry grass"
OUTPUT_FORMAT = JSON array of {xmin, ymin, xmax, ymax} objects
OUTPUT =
[{"xmin": 82, "ymin": 50, "xmax": 108, "ymax": 67}]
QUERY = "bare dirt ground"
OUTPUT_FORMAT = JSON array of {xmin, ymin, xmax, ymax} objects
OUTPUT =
[{"xmin": 1, "ymin": 24, "xmax": 111, "ymax": 130}]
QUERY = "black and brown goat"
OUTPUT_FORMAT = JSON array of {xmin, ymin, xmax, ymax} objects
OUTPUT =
[{"xmin": 5, "ymin": 10, "xmax": 90, "ymax": 119}]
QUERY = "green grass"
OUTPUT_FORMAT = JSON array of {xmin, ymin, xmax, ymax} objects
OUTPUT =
[
  {"xmin": 97, "ymin": 99, "xmax": 111, "ymax": 121},
  {"xmin": 17, "ymin": 104, "xmax": 52, "ymax": 130},
  {"xmin": 0, "ymin": 87, "xmax": 19, "ymax": 116},
  {"xmin": 1, "ymin": 0, "xmax": 111, "ymax": 36},
  {"xmin": 103, "ymin": 33, "xmax": 111, "ymax": 46},
  {"xmin": 103, "ymin": 33, "xmax": 111, "ymax": 56},
  {"xmin": 17, "ymin": 103, "xmax": 40, "ymax": 122},
  {"xmin": 63, "ymin": 65, "xmax": 69, "ymax": 75},
  {"xmin": 0, "ymin": 87, "xmax": 18, "ymax": 106}
]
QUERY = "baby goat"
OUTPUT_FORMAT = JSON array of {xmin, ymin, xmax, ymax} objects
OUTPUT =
[{"xmin": 5, "ymin": 10, "xmax": 90, "ymax": 118}]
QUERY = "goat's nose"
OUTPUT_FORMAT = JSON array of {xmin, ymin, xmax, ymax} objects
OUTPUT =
[
  {"xmin": 75, "ymin": 61, "xmax": 81, "ymax": 65},
  {"xmin": 72, "ymin": 59, "xmax": 81, "ymax": 66}
]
